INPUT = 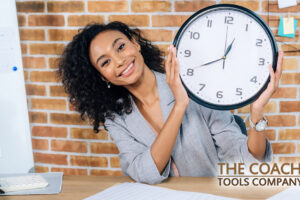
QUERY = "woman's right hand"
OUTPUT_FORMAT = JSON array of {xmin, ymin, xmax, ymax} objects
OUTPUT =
[{"xmin": 165, "ymin": 45, "xmax": 189, "ymax": 108}]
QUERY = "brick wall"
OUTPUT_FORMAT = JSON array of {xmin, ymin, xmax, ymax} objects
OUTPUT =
[{"xmin": 16, "ymin": 0, "xmax": 300, "ymax": 175}]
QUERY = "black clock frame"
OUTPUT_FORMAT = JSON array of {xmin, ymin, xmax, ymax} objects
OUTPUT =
[{"xmin": 173, "ymin": 4, "xmax": 278, "ymax": 110}]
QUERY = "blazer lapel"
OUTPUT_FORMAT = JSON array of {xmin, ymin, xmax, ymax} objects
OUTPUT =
[{"xmin": 122, "ymin": 71, "xmax": 175, "ymax": 147}]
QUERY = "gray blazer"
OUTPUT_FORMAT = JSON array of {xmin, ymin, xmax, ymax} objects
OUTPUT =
[{"xmin": 104, "ymin": 71, "xmax": 272, "ymax": 184}]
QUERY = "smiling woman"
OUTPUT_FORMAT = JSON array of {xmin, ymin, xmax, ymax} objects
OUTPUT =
[
  {"xmin": 58, "ymin": 21, "xmax": 282, "ymax": 184},
  {"xmin": 58, "ymin": 22, "xmax": 164, "ymax": 133}
]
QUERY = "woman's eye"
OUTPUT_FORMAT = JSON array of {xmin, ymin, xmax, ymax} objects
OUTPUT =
[
  {"xmin": 102, "ymin": 60, "xmax": 109, "ymax": 67},
  {"xmin": 118, "ymin": 43, "xmax": 125, "ymax": 51}
]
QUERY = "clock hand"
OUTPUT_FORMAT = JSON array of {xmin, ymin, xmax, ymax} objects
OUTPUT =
[
  {"xmin": 222, "ymin": 38, "xmax": 235, "ymax": 70},
  {"xmin": 224, "ymin": 38, "xmax": 235, "ymax": 57},
  {"xmin": 197, "ymin": 57, "xmax": 223, "ymax": 67}
]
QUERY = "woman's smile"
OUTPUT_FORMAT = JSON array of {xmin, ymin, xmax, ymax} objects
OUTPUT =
[{"xmin": 119, "ymin": 59, "xmax": 135, "ymax": 77}]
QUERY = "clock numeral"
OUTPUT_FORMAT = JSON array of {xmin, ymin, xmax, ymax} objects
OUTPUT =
[
  {"xmin": 258, "ymin": 58, "xmax": 265, "ymax": 66},
  {"xmin": 190, "ymin": 31, "xmax": 200, "ymax": 40},
  {"xmin": 187, "ymin": 68, "xmax": 194, "ymax": 76},
  {"xmin": 245, "ymin": 24, "xmax": 248, "ymax": 32},
  {"xmin": 250, "ymin": 76, "xmax": 258, "ymax": 84},
  {"xmin": 199, "ymin": 84, "xmax": 206, "ymax": 91},
  {"xmin": 256, "ymin": 39, "xmax": 263, "ymax": 47},
  {"xmin": 184, "ymin": 50, "xmax": 191, "ymax": 57},
  {"xmin": 236, "ymin": 88, "xmax": 243, "ymax": 96},
  {"xmin": 216, "ymin": 91, "xmax": 223, "ymax": 99},
  {"xmin": 224, "ymin": 16, "xmax": 234, "ymax": 24},
  {"xmin": 207, "ymin": 20, "xmax": 212, "ymax": 28}
]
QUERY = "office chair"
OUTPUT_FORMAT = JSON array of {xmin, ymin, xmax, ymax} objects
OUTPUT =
[{"xmin": 233, "ymin": 115, "xmax": 247, "ymax": 136}]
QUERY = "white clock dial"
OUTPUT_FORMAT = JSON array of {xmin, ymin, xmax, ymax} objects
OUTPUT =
[{"xmin": 174, "ymin": 5, "xmax": 277, "ymax": 110}]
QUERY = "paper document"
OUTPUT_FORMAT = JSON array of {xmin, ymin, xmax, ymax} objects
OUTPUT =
[
  {"xmin": 278, "ymin": 0, "xmax": 297, "ymax": 9},
  {"xmin": 268, "ymin": 187, "xmax": 300, "ymax": 200},
  {"xmin": 283, "ymin": 17, "xmax": 295, "ymax": 34},
  {"xmin": 278, "ymin": 17, "xmax": 298, "ymax": 38},
  {"xmin": 84, "ymin": 182, "xmax": 237, "ymax": 200}
]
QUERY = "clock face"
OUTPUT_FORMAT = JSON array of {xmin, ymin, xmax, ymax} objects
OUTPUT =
[{"xmin": 174, "ymin": 4, "xmax": 278, "ymax": 110}]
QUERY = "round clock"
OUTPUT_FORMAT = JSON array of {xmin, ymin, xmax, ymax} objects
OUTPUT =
[{"xmin": 173, "ymin": 4, "xmax": 278, "ymax": 110}]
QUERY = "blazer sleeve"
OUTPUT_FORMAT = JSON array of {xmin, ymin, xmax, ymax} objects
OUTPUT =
[
  {"xmin": 201, "ymin": 107, "xmax": 273, "ymax": 164},
  {"xmin": 104, "ymin": 118, "xmax": 171, "ymax": 184}
]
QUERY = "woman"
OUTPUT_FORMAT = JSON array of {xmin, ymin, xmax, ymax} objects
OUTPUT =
[{"xmin": 58, "ymin": 21, "xmax": 283, "ymax": 184}]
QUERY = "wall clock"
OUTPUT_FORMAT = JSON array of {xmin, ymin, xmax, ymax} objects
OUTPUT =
[{"xmin": 173, "ymin": 4, "xmax": 278, "ymax": 110}]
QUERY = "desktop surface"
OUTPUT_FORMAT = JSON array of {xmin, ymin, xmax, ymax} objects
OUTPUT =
[{"xmin": 2, "ymin": 176, "xmax": 286, "ymax": 200}]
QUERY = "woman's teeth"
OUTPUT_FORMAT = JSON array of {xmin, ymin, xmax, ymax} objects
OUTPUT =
[{"xmin": 121, "ymin": 62, "xmax": 134, "ymax": 75}]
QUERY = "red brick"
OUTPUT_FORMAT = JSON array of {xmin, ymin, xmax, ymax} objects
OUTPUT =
[
  {"xmin": 68, "ymin": 15, "xmax": 105, "ymax": 26},
  {"xmin": 48, "ymin": 57, "xmax": 60, "ymax": 69},
  {"xmin": 47, "ymin": 1, "xmax": 85, "ymax": 13},
  {"xmin": 28, "ymin": 112, "xmax": 47, "ymax": 123},
  {"xmin": 280, "ymin": 101, "xmax": 300, "ymax": 112},
  {"xmin": 35, "ymin": 165, "xmax": 49, "ymax": 173},
  {"xmin": 22, "ymin": 57, "xmax": 46, "ymax": 69},
  {"xmin": 132, "ymin": 1, "xmax": 171, "ymax": 12},
  {"xmin": 16, "ymin": 1, "xmax": 45, "ymax": 13},
  {"xmin": 29, "ymin": 43, "xmax": 65, "ymax": 55},
  {"xmin": 268, "ymin": 115, "xmax": 296, "ymax": 127},
  {"xmin": 31, "ymin": 138, "xmax": 48, "ymax": 150},
  {"xmin": 28, "ymin": 15, "xmax": 65, "ymax": 26},
  {"xmin": 25, "ymin": 84, "xmax": 46, "ymax": 96},
  {"xmin": 152, "ymin": 15, "xmax": 190, "ymax": 27},
  {"xmin": 110, "ymin": 157, "xmax": 121, "ymax": 168},
  {"xmin": 90, "ymin": 142, "xmax": 119, "ymax": 154},
  {"xmin": 30, "ymin": 71, "xmax": 58, "ymax": 82},
  {"xmin": 221, "ymin": 1, "xmax": 259, "ymax": 11},
  {"xmin": 281, "ymin": 73, "xmax": 300, "ymax": 85},
  {"xmin": 237, "ymin": 102, "xmax": 277, "ymax": 113},
  {"xmin": 31, "ymin": 98, "xmax": 66, "ymax": 110},
  {"xmin": 32, "ymin": 126, "xmax": 67, "ymax": 138},
  {"xmin": 175, "ymin": 1, "xmax": 215, "ymax": 12},
  {"xmin": 21, "ymin": 43, "xmax": 27, "ymax": 54},
  {"xmin": 50, "ymin": 113, "xmax": 88, "ymax": 125},
  {"xmin": 141, "ymin": 29, "xmax": 172, "ymax": 42},
  {"xmin": 51, "ymin": 140, "xmax": 88, "ymax": 153},
  {"xmin": 282, "ymin": 58, "xmax": 299, "ymax": 71},
  {"xmin": 272, "ymin": 143, "xmax": 296, "ymax": 154},
  {"xmin": 279, "ymin": 157, "xmax": 300, "ymax": 163},
  {"xmin": 48, "ymin": 29, "xmax": 78, "ymax": 41},
  {"xmin": 17, "ymin": 15, "xmax": 26, "ymax": 27},
  {"xmin": 70, "ymin": 156, "xmax": 108, "ymax": 167},
  {"xmin": 88, "ymin": 1, "xmax": 128, "ymax": 12},
  {"xmin": 279, "ymin": 129, "xmax": 300, "ymax": 140},
  {"xmin": 109, "ymin": 15, "xmax": 149, "ymax": 27},
  {"xmin": 34, "ymin": 152, "xmax": 67, "ymax": 165},
  {"xmin": 272, "ymin": 87, "xmax": 297, "ymax": 98},
  {"xmin": 50, "ymin": 85, "xmax": 68, "ymax": 97},
  {"xmin": 19, "ymin": 29, "xmax": 45, "ymax": 41},
  {"xmin": 70, "ymin": 128, "xmax": 108, "ymax": 140}
]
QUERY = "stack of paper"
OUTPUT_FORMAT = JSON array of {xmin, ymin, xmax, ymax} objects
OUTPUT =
[{"xmin": 84, "ymin": 182, "xmax": 236, "ymax": 200}]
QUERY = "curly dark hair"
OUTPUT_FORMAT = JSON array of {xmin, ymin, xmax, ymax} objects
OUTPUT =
[{"xmin": 58, "ymin": 21, "xmax": 165, "ymax": 133}]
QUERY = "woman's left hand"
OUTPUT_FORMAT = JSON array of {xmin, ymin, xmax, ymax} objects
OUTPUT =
[{"xmin": 250, "ymin": 51, "xmax": 284, "ymax": 123}]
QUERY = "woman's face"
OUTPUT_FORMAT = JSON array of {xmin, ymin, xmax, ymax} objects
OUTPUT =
[{"xmin": 89, "ymin": 30, "xmax": 145, "ymax": 86}]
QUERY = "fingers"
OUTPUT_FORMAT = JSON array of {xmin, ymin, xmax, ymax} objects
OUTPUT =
[
  {"xmin": 275, "ymin": 51, "xmax": 284, "ymax": 81},
  {"xmin": 165, "ymin": 45, "xmax": 172, "ymax": 83},
  {"xmin": 165, "ymin": 45, "xmax": 179, "ymax": 84}
]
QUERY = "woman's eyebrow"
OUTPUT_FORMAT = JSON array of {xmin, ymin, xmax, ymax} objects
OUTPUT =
[{"xmin": 96, "ymin": 37, "xmax": 122, "ymax": 65}]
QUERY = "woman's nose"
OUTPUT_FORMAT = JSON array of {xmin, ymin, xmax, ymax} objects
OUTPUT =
[{"xmin": 114, "ymin": 54, "xmax": 126, "ymax": 67}]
